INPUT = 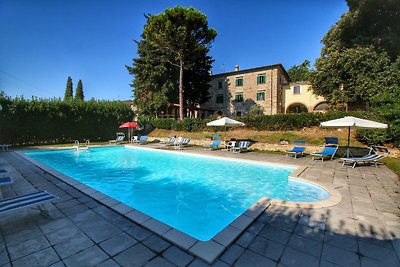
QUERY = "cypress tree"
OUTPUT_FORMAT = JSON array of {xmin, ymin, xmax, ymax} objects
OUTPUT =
[
  {"xmin": 75, "ymin": 80, "xmax": 84, "ymax": 100},
  {"xmin": 64, "ymin": 76, "xmax": 73, "ymax": 101}
]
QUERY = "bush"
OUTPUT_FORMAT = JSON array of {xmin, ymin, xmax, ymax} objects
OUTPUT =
[
  {"xmin": 0, "ymin": 94, "xmax": 133, "ymax": 145},
  {"xmin": 355, "ymin": 129, "xmax": 389, "ymax": 146}
]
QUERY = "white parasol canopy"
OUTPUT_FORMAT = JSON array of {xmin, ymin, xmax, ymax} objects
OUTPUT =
[
  {"xmin": 320, "ymin": 116, "xmax": 388, "ymax": 157},
  {"xmin": 207, "ymin": 117, "xmax": 245, "ymax": 127},
  {"xmin": 320, "ymin": 116, "xmax": 387, "ymax": 129},
  {"xmin": 207, "ymin": 117, "xmax": 245, "ymax": 142}
]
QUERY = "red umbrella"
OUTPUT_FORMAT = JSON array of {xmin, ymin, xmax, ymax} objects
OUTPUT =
[
  {"xmin": 119, "ymin": 122, "xmax": 138, "ymax": 141},
  {"xmin": 119, "ymin": 122, "xmax": 138, "ymax": 129}
]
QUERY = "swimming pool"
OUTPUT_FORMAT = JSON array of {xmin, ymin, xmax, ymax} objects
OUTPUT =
[{"xmin": 24, "ymin": 146, "xmax": 329, "ymax": 241}]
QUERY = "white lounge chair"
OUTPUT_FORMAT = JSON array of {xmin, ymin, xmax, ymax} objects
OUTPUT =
[
  {"xmin": 341, "ymin": 146, "xmax": 389, "ymax": 168},
  {"xmin": 109, "ymin": 133, "xmax": 125, "ymax": 144},
  {"xmin": 174, "ymin": 138, "xmax": 190, "ymax": 150},
  {"xmin": 232, "ymin": 141, "xmax": 251, "ymax": 153}
]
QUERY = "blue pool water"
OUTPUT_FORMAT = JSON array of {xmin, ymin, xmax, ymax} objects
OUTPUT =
[{"xmin": 24, "ymin": 146, "xmax": 329, "ymax": 240}]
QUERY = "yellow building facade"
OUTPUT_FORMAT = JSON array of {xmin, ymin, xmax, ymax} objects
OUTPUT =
[{"xmin": 283, "ymin": 82, "xmax": 328, "ymax": 113}]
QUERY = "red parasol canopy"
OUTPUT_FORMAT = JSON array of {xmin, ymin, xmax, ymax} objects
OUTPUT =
[{"xmin": 119, "ymin": 122, "xmax": 138, "ymax": 128}]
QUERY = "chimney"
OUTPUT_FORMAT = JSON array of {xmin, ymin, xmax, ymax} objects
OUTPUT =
[
  {"xmin": 209, "ymin": 69, "xmax": 213, "ymax": 76},
  {"xmin": 234, "ymin": 64, "xmax": 239, "ymax": 71}
]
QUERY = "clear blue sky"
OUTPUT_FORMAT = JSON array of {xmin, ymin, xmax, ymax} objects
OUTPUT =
[{"xmin": 0, "ymin": 0, "xmax": 348, "ymax": 101}]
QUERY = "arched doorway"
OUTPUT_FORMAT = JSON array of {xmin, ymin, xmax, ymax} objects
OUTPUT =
[
  {"xmin": 313, "ymin": 102, "xmax": 329, "ymax": 112},
  {"xmin": 286, "ymin": 103, "xmax": 308, "ymax": 113}
]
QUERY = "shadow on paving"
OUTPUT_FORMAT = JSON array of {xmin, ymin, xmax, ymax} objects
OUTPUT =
[{"xmin": 0, "ymin": 150, "xmax": 399, "ymax": 267}]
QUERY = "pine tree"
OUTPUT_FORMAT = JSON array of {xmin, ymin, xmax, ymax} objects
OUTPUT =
[
  {"xmin": 64, "ymin": 76, "xmax": 73, "ymax": 101},
  {"xmin": 75, "ymin": 80, "xmax": 84, "ymax": 100}
]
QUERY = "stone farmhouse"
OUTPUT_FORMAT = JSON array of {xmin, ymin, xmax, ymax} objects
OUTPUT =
[{"xmin": 200, "ymin": 64, "xmax": 327, "ymax": 117}]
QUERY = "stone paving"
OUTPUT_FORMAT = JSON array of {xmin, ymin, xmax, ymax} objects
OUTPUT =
[{"xmin": 0, "ymin": 147, "xmax": 399, "ymax": 266}]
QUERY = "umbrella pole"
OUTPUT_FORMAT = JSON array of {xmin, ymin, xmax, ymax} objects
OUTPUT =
[{"xmin": 347, "ymin": 126, "xmax": 351, "ymax": 158}]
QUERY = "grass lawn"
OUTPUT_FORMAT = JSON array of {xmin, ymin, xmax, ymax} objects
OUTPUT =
[{"xmin": 382, "ymin": 157, "xmax": 400, "ymax": 178}]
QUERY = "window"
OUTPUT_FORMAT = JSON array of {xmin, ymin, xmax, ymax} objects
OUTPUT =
[
  {"xmin": 235, "ymin": 93, "xmax": 244, "ymax": 102},
  {"xmin": 235, "ymin": 77, "xmax": 244, "ymax": 87},
  {"xmin": 216, "ymin": 94, "xmax": 224, "ymax": 104},
  {"xmin": 256, "ymin": 91, "xmax": 266, "ymax": 101},
  {"xmin": 293, "ymin": 85, "xmax": 301, "ymax": 95},
  {"xmin": 236, "ymin": 111, "xmax": 242, "ymax": 117},
  {"xmin": 218, "ymin": 81, "xmax": 223, "ymax": 89},
  {"xmin": 257, "ymin": 74, "xmax": 266, "ymax": 84}
]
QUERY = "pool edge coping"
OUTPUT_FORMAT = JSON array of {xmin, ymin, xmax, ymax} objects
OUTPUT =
[
  {"xmin": 16, "ymin": 150, "xmax": 270, "ymax": 264},
  {"xmin": 16, "ymin": 147, "xmax": 342, "ymax": 263}
]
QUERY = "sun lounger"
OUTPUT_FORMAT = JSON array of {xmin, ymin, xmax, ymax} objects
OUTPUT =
[
  {"xmin": 174, "ymin": 138, "xmax": 190, "ymax": 150},
  {"xmin": 311, "ymin": 145, "xmax": 338, "ymax": 161},
  {"xmin": 133, "ymin": 136, "xmax": 148, "ymax": 144},
  {"xmin": 205, "ymin": 140, "xmax": 221, "ymax": 150},
  {"xmin": 0, "ymin": 191, "xmax": 57, "ymax": 215},
  {"xmin": 232, "ymin": 141, "xmax": 251, "ymax": 153},
  {"xmin": 0, "ymin": 144, "xmax": 11, "ymax": 151},
  {"xmin": 109, "ymin": 133, "xmax": 125, "ymax": 144},
  {"xmin": 324, "ymin": 137, "xmax": 339, "ymax": 146},
  {"xmin": 0, "ymin": 169, "xmax": 7, "ymax": 174},
  {"xmin": 285, "ymin": 140, "xmax": 306, "ymax": 158},
  {"xmin": 341, "ymin": 146, "xmax": 389, "ymax": 168}
]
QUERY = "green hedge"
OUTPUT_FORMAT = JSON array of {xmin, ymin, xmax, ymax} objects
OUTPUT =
[
  {"xmin": 139, "ymin": 111, "xmax": 398, "ymax": 145},
  {"xmin": 0, "ymin": 95, "xmax": 132, "ymax": 145}
]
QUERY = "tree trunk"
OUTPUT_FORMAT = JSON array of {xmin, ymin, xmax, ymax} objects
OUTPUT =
[{"xmin": 179, "ymin": 59, "xmax": 184, "ymax": 120}]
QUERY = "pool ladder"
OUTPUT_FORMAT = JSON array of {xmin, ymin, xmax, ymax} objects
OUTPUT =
[{"xmin": 74, "ymin": 140, "xmax": 90, "ymax": 151}]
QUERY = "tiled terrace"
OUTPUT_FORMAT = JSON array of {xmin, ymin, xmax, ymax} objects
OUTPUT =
[{"xmin": 0, "ymin": 146, "xmax": 399, "ymax": 266}]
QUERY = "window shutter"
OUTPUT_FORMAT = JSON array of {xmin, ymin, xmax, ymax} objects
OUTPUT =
[
  {"xmin": 263, "ymin": 74, "xmax": 266, "ymax": 83},
  {"xmin": 235, "ymin": 79, "xmax": 238, "ymax": 86},
  {"xmin": 257, "ymin": 76, "xmax": 260, "ymax": 85}
]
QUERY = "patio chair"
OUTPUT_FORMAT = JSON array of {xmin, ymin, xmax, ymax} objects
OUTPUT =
[
  {"xmin": 0, "ymin": 191, "xmax": 57, "ymax": 215},
  {"xmin": 311, "ymin": 145, "xmax": 338, "ymax": 161},
  {"xmin": 324, "ymin": 137, "xmax": 339, "ymax": 146},
  {"xmin": 205, "ymin": 140, "xmax": 221, "ymax": 150},
  {"xmin": 160, "ymin": 136, "xmax": 176, "ymax": 146},
  {"xmin": 109, "ymin": 133, "xmax": 125, "ymax": 144},
  {"xmin": 0, "ymin": 144, "xmax": 11, "ymax": 151},
  {"xmin": 133, "ymin": 136, "xmax": 148, "ymax": 144},
  {"xmin": 285, "ymin": 140, "xmax": 306, "ymax": 158},
  {"xmin": 232, "ymin": 141, "xmax": 251, "ymax": 153},
  {"xmin": 174, "ymin": 138, "xmax": 191, "ymax": 150},
  {"xmin": 341, "ymin": 146, "xmax": 389, "ymax": 168}
]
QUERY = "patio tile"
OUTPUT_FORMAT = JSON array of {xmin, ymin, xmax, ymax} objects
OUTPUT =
[
  {"xmin": 82, "ymin": 220, "xmax": 123, "ymax": 243},
  {"xmin": 45, "ymin": 225, "xmax": 83, "ymax": 245},
  {"xmin": 12, "ymin": 247, "xmax": 59, "ymax": 267},
  {"xmin": 163, "ymin": 246, "xmax": 194, "ymax": 266},
  {"xmin": 236, "ymin": 231, "xmax": 257, "ymax": 248},
  {"xmin": 212, "ymin": 225, "xmax": 242, "ymax": 247},
  {"xmin": 248, "ymin": 236, "xmax": 285, "ymax": 261},
  {"xmin": 142, "ymin": 234, "xmax": 171, "ymax": 253},
  {"xmin": 287, "ymin": 234, "xmax": 323, "ymax": 257},
  {"xmin": 235, "ymin": 250, "xmax": 276, "ymax": 267},
  {"xmin": 280, "ymin": 247, "xmax": 319, "ymax": 267},
  {"xmin": 321, "ymin": 244, "xmax": 360, "ymax": 266},
  {"xmin": 53, "ymin": 233, "xmax": 94, "ymax": 259},
  {"xmin": 324, "ymin": 231, "xmax": 358, "ymax": 252},
  {"xmin": 126, "ymin": 225, "xmax": 153, "ymax": 241},
  {"xmin": 99, "ymin": 232, "xmax": 138, "ymax": 256},
  {"xmin": 144, "ymin": 257, "xmax": 176, "ymax": 267},
  {"xmin": 114, "ymin": 243, "xmax": 156, "ymax": 266},
  {"xmin": 143, "ymin": 218, "xmax": 172, "ymax": 235},
  {"xmin": 38, "ymin": 217, "xmax": 75, "ymax": 234},
  {"xmin": 358, "ymin": 240, "xmax": 399, "ymax": 264},
  {"xmin": 7, "ymin": 232, "xmax": 50, "ymax": 261},
  {"xmin": 95, "ymin": 259, "xmax": 121, "ymax": 267},
  {"xmin": 294, "ymin": 224, "xmax": 325, "ymax": 242},
  {"xmin": 63, "ymin": 245, "xmax": 109, "ymax": 267},
  {"xmin": 259, "ymin": 225, "xmax": 292, "ymax": 245},
  {"xmin": 220, "ymin": 244, "xmax": 245, "ymax": 265}
]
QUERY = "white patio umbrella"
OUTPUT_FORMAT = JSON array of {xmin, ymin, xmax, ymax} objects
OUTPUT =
[
  {"xmin": 320, "ymin": 116, "xmax": 388, "ymax": 157},
  {"xmin": 207, "ymin": 117, "xmax": 245, "ymax": 141}
]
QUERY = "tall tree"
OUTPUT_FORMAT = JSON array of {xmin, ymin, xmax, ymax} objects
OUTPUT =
[
  {"xmin": 322, "ymin": 0, "xmax": 400, "ymax": 60},
  {"xmin": 64, "ymin": 76, "xmax": 73, "ymax": 101},
  {"xmin": 287, "ymin": 60, "xmax": 311, "ymax": 82},
  {"xmin": 75, "ymin": 80, "xmax": 84, "ymax": 100},
  {"xmin": 127, "ymin": 7, "xmax": 217, "ymax": 119},
  {"xmin": 311, "ymin": 0, "xmax": 400, "ymax": 108}
]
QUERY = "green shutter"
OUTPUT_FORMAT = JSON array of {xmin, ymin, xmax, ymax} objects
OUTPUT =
[
  {"xmin": 235, "ymin": 79, "xmax": 238, "ymax": 86},
  {"xmin": 263, "ymin": 74, "xmax": 266, "ymax": 84},
  {"xmin": 242, "ymin": 78, "xmax": 244, "ymax": 86},
  {"xmin": 257, "ymin": 76, "xmax": 260, "ymax": 85}
]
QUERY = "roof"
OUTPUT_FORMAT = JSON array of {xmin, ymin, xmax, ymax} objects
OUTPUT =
[{"xmin": 211, "ymin": 64, "xmax": 290, "ymax": 81}]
